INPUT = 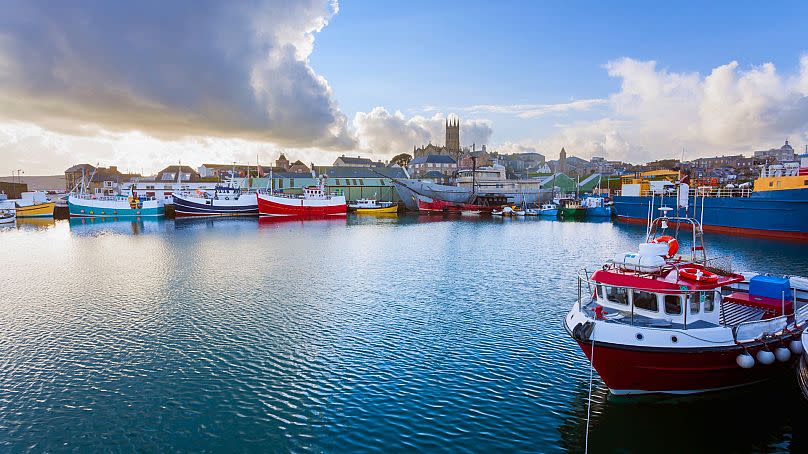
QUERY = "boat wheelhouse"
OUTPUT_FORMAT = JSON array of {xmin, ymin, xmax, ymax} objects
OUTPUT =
[{"xmin": 565, "ymin": 214, "xmax": 808, "ymax": 395}]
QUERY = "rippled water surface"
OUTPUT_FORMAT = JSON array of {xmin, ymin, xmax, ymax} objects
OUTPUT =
[{"xmin": 1, "ymin": 216, "xmax": 807, "ymax": 452}]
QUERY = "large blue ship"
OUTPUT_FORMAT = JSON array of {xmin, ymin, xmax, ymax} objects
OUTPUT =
[{"xmin": 613, "ymin": 163, "xmax": 808, "ymax": 240}]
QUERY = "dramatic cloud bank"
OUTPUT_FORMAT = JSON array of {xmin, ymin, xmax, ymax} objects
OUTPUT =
[
  {"xmin": 0, "ymin": 0, "xmax": 354, "ymax": 148},
  {"xmin": 526, "ymin": 56, "xmax": 808, "ymax": 163},
  {"xmin": 353, "ymin": 107, "xmax": 493, "ymax": 155}
]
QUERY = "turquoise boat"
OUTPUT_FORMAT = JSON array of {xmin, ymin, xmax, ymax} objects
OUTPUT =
[{"xmin": 68, "ymin": 194, "xmax": 165, "ymax": 218}]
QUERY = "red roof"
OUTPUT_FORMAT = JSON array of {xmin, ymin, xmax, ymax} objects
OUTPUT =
[{"xmin": 592, "ymin": 264, "xmax": 744, "ymax": 292}]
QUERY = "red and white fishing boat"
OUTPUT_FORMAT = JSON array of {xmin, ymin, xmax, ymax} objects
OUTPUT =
[
  {"xmin": 257, "ymin": 177, "xmax": 346, "ymax": 217},
  {"xmin": 566, "ymin": 208, "xmax": 808, "ymax": 395}
]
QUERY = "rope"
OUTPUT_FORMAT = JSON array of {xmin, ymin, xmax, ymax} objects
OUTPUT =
[{"xmin": 585, "ymin": 330, "xmax": 595, "ymax": 454}]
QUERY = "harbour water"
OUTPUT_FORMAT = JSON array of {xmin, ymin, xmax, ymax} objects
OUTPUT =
[{"xmin": 1, "ymin": 216, "xmax": 807, "ymax": 452}]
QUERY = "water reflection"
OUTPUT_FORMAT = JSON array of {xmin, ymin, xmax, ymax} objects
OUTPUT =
[
  {"xmin": 68, "ymin": 217, "xmax": 166, "ymax": 236},
  {"xmin": 558, "ymin": 375, "xmax": 808, "ymax": 453},
  {"xmin": 15, "ymin": 218, "xmax": 56, "ymax": 230}
]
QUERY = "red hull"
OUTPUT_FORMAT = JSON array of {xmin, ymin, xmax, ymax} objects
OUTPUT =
[
  {"xmin": 417, "ymin": 197, "xmax": 494, "ymax": 213},
  {"xmin": 578, "ymin": 339, "xmax": 798, "ymax": 394},
  {"xmin": 616, "ymin": 215, "xmax": 808, "ymax": 241},
  {"xmin": 257, "ymin": 195, "xmax": 346, "ymax": 217}
]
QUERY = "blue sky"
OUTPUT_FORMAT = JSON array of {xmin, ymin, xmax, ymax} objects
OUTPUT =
[
  {"xmin": 1, "ymin": 0, "xmax": 807, "ymax": 174},
  {"xmin": 314, "ymin": 0, "xmax": 808, "ymax": 145}
]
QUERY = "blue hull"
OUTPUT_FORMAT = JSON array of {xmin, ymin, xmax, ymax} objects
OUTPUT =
[
  {"xmin": 539, "ymin": 209, "xmax": 558, "ymax": 217},
  {"xmin": 612, "ymin": 188, "xmax": 808, "ymax": 239},
  {"xmin": 586, "ymin": 206, "xmax": 612, "ymax": 217}
]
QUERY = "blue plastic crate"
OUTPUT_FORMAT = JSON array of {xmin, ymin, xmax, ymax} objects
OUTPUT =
[{"xmin": 749, "ymin": 275, "xmax": 792, "ymax": 301}]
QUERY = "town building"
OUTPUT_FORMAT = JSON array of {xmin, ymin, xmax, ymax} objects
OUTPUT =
[
  {"xmin": 333, "ymin": 155, "xmax": 384, "ymax": 167},
  {"xmin": 754, "ymin": 140, "xmax": 797, "ymax": 163},
  {"xmin": 64, "ymin": 164, "xmax": 141, "ymax": 194},
  {"xmin": 413, "ymin": 117, "xmax": 463, "ymax": 162},
  {"xmin": 408, "ymin": 155, "xmax": 458, "ymax": 179}
]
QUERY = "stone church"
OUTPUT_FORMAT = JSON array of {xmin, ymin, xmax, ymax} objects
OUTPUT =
[{"xmin": 413, "ymin": 118, "xmax": 462, "ymax": 161}]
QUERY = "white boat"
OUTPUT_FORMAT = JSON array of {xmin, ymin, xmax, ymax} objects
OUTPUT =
[{"xmin": 0, "ymin": 209, "xmax": 15, "ymax": 224}]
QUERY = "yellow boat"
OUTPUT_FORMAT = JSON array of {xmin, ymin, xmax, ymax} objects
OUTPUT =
[
  {"xmin": 15, "ymin": 202, "xmax": 56, "ymax": 218},
  {"xmin": 349, "ymin": 198, "xmax": 399, "ymax": 214}
]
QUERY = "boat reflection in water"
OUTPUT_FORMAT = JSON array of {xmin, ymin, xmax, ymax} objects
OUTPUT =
[
  {"xmin": 557, "ymin": 377, "xmax": 808, "ymax": 453},
  {"xmin": 68, "ymin": 217, "xmax": 166, "ymax": 236},
  {"xmin": 13, "ymin": 217, "xmax": 56, "ymax": 230},
  {"xmin": 257, "ymin": 215, "xmax": 347, "ymax": 229}
]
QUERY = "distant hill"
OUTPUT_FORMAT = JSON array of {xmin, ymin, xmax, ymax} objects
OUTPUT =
[{"xmin": 0, "ymin": 175, "xmax": 66, "ymax": 191}]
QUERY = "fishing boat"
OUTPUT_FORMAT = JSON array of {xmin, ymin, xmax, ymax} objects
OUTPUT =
[
  {"xmin": 538, "ymin": 203, "xmax": 559, "ymax": 217},
  {"xmin": 0, "ymin": 209, "xmax": 15, "ymax": 224},
  {"xmin": 566, "ymin": 206, "xmax": 808, "ymax": 395},
  {"xmin": 173, "ymin": 186, "xmax": 258, "ymax": 217},
  {"xmin": 257, "ymin": 177, "xmax": 347, "ymax": 217},
  {"xmin": 612, "ymin": 159, "xmax": 808, "ymax": 240},
  {"xmin": 6, "ymin": 192, "xmax": 56, "ymax": 218},
  {"xmin": 415, "ymin": 194, "xmax": 500, "ymax": 214},
  {"xmin": 68, "ymin": 192, "xmax": 165, "ymax": 218},
  {"xmin": 558, "ymin": 198, "xmax": 585, "ymax": 219},
  {"xmin": 582, "ymin": 195, "xmax": 612, "ymax": 217},
  {"xmin": 348, "ymin": 198, "xmax": 398, "ymax": 214}
]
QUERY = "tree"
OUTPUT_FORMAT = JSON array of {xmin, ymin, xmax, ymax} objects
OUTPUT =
[{"xmin": 390, "ymin": 153, "xmax": 412, "ymax": 167}]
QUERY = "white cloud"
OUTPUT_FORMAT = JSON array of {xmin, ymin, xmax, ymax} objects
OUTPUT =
[
  {"xmin": 352, "ymin": 107, "xmax": 493, "ymax": 155},
  {"xmin": 532, "ymin": 56, "xmax": 808, "ymax": 163},
  {"xmin": 0, "ymin": 0, "xmax": 354, "ymax": 149},
  {"xmin": 463, "ymin": 99, "xmax": 607, "ymax": 119}
]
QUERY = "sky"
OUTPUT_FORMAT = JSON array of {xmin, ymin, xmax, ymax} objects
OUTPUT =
[{"xmin": 1, "ymin": 0, "xmax": 807, "ymax": 175}]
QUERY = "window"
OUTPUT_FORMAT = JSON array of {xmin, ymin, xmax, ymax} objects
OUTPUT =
[
  {"xmin": 604, "ymin": 286, "xmax": 628, "ymax": 305},
  {"xmin": 664, "ymin": 295, "xmax": 682, "ymax": 315},
  {"xmin": 335, "ymin": 179, "xmax": 341, "ymax": 185},
  {"xmin": 701, "ymin": 291, "xmax": 715, "ymax": 312},
  {"xmin": 358, "ymin": 179, "xmax": 364, "ymax": 185},
  {"xmin": 290, "ymin": 178, "xmax": 295, "ymax": 187},
  {"xmin": 688, "ymin": 294, "xmax": 700, "ymax": 314},
  {"xmin": 632, "ymin": 290, "xmax": 659, "ymax": 312},
  {"xmin": 352, "ymin": 179, "xmax": 358, "ymax": 185},
  {"xmin": 278, "ymin": 179, "xmax": 284, "ymax": 189}
]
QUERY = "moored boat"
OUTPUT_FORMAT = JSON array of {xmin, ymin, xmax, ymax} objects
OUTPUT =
[
  {"xmin": 565, "ymin": 211, "xmax": 808, "ymax": 395},
  {"xmin": 582, "ymin": 195, "xmax": 612, "ymax": 218},
  {"xmin": 173, "ymin": 186, "xmax": 258, "ymax": 217},
  {"xmin": 0, "ymin": 209, "xmax": 15, "ymax": 224},
  {"xmin": 257, "ymin": 177, "xmax": 346, "ymax": 217},
  {"xmin": 558, "ymin": 198, "xmax": 585, "ymax": 219},
  {"xmin": 348, "ymin": 198, "xmax": 398, "ymax": 214},
  {"xmin": 68, "ymin": 193, "xmax": 165, "ymax": 217},
  {"xmin": 612, "ymin": 161, "xmax": 808, "ymax": 239},
  {"xmin": 538, "ymin": 203, "xmax": 559, "ymax": 217}
]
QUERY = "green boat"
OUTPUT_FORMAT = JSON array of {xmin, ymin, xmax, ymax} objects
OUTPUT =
[{"xmin": 558, "ymin": 198, "xmax": 586, "ymax": 219}]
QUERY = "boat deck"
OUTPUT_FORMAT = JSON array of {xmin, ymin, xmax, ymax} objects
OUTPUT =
[{"xmin": 580, "ymin": 299, "xmax": 772, "ymax": 330}]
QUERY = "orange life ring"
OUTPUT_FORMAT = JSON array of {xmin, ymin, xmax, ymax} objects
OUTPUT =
[
  {"xmin": 679, "ymin": 266, "xmax": 719, "ymax": 283},
  {"xmin": 653, "ymin": 235, "xmax": 679, "ymax": 257}
]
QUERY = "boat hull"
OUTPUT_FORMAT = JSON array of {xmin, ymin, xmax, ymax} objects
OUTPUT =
[
  {"xmin": 586, "ymin": 206, "xmax": 612, "ymax": 217},
  {"xmin": 68, "ymin": 197, "xmax": 164, "ymax": 218},
  {"xmin": 257, "ymin": 194, "xmax": 347, "ymax": 217},
  {"xmin": 353, "ymin": 205, "xmax": 398, "ymax": 214},
  {"xmin": 416, "ymin": 194, "xmax": 494, "ymax": 214},
  {"xmin": 559, "ymin": 207, "xmax": 586, "ymax": 219},
  {"xmin": 575, "ymin": 338, "xmax": 799, "ymax": 395},
  {"xmin": 15, "ymin": 202, "xmax": 55, "ymax": 218},
  {"xmin": 173, "ymin": 193, "xmax": 258, "ymax": 217},
  {"xmin": 612, "ymin": 188, "xmax": 808, "ymax": 239}
]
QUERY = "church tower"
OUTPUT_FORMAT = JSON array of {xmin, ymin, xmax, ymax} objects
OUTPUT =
[
  {"xmin": 558, "ymin": 147, "xmax": 567, "ymax": 174},
  {"xmin": 445, "ymin": 117, "xmax": 460, "ymax": 156}
]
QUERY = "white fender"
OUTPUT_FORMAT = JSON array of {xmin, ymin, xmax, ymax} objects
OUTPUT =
[
  {"xmin": 736, "ymin": 353, "xmax": 755, "ymax": 369},
  {"xmin": 757, "ymin": 350, "xmax": 775, "ymax": 365}
]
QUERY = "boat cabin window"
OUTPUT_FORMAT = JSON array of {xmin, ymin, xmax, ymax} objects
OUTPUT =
[
  {"xmin": 632, "ymin": 290, "xmax": 658, "ymax": 312},
  {"xmin": 664, "ymin": 295, "xmax": 682, "ymax": 315},
  {"xmin": 688, "ymin": 294, "xmax": 700, "ymax": 314},
  {"xmin": 601, "ymin": 286, "xmax": 628, "ymax": 305},
  {"xmin": 700, "ymin": 291, "xmax": 715, "ymax": 312}
]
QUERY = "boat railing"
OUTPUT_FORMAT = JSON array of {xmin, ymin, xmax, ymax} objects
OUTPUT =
[
  {"xmin": 613, "ymin": 188, "xmax": 753, "ymax": 198},
  {"xmin": 732, "ymin": 316, "xmax": 788, "ymax": 343}
]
